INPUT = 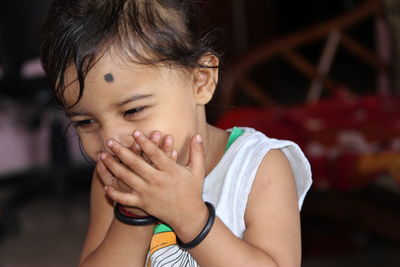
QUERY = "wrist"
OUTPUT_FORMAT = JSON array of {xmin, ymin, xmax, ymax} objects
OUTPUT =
[
  {"xmin": 122, "ymin": 206, "xmax": 149, "ymax": 217},
  {"xmin": 114, "ymin": 203, "xmax": 158, "ymax": 226},
  {"xmin": 113, "ymin": 217, "xmax": 155, "ymax": 239},
  {"xmin": 176, "ymin": 202, "xmax": 216, "ymax": 249},
  {"xmin": 172, "ymin": 202, "xmax": 209, "ymax": 244}
]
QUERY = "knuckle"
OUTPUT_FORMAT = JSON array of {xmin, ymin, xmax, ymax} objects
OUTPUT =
[
  {"xmin": 105, "ymin": 158, "xmax": 116, "ymax": 172},
  {"xmin": 127, "ymin": 157, "xmax": 139, "ymax": 169},
  {"xmin": 150, "ymin": 175, "xmax": 162, "ymax": 187},
  {"xmin": 158, "ymin": 160, "xmax": 169, "ymax": 170},
  {"xmin": 108, "ymin": 161, "xmax": 122, "ymax": 176},
  {"xmin": 147, "ymin": 146, "xmax": 160, "ymax": 159},
  {"xmin": 112, "ymin": 145, "xmax": 122, "ymax": 156},
  {"xmin": 118, "ymin": 169, "xmax": 131, "ymax": 183},
  {"xmin": 103, "ymin": 156, "xmax": 113, "ymax": 167}
]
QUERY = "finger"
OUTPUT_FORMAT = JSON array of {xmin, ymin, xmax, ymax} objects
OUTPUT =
[
  {"xmin": 100, "ymin": 152, "xmax": 146, "ymax": 189},
  {"xmin": 104, "ymin": 186, "xmax": 142, "ymax": 207},
  {"xmin": 161, "ymin": 135, "xmax": 174, "ymax": 158},
  {"xmin": 96, "ymin": 158, "xmax": 114, "ymax": 186},
  {"xmin": 131, "ymin": 141, "xmax": 142, "ymax": 155},
  {"xmin": 171, "ymin": 149, "xmax": 178, "ymax": 162},
  {"xmin": 133, "ymin": 130, "xmax": 170, "ymax": 170},
  {"xmin": 188, "ymin": 134, "xmax": 205, "ymax": 177},
  {"xmin": 141, "ymin": 131, "xmax": 162, "ymax": 164},
  {"xmin": 106, "ymin": 139, "xmax": 157, "ymax": 178},
  {"xmin": 150, "ymin": 131, "xmax": 162, "ymax": 147},
  {"xmin": 112, "ymin": 175, "xmax": 134, "ymax": 193}
]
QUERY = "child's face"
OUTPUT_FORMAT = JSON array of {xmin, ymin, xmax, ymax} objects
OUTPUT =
[{"xmin": 63, "ymin": 52, "xmax": 203, "ymax": 163}]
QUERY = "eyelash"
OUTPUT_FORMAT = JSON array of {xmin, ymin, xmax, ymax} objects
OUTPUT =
[
  {"xmin": 124, "ymin": 106, "xmax": 146, "ymax": 117},
  {"xmin": 72, "ymin": 107, "xmax": 147, "ymax": 129},
  {"xmin": 72, "ymin": 119, "xmax": 95, "ymax": 128}
]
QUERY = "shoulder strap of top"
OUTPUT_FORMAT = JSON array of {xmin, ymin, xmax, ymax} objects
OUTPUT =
[{"xmin": 225, "ymin": 127, "xmax": 245, "ymax": 152}]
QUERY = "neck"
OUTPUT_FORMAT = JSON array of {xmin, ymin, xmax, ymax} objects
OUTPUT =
[{"xmin": 202, "ymin": 124, "xmax": 229, "ymax": 176}]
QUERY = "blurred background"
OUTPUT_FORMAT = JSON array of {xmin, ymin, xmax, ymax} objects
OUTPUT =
[{"xmin": 0, "ymin": 0, "xmax": 399, "ymax": 266}]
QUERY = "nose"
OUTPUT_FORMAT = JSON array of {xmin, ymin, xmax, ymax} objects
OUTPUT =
[{"xmin": 99, "ymin": 122, "xmax": 134, "ymax": 155}]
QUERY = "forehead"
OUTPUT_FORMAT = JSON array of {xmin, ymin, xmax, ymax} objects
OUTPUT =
[{"xmin": 62, "ymin": 52, "xmax": 192, "ymax": 107}]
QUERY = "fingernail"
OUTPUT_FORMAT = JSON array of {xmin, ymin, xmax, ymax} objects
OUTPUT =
[
  {"xmin": 152, "ymin": 131, "xmax": 161, "ymax": 141},
  {"xmin": 196, "ymin": 134, "xmax": 202, "ymax": 143},
  {"xmin": 107, "ymin": 140, "xmax": 114, "ymax": 147},
  {"xmin": 133, "ymin": 130, "xmax": 142, "ymax": 138},
  {"xmin": 100, "ymin": 152, "xmax": 107, "ymax": 160},
  {"xmin": 165, "ymin": 136, "xmax": 172, "ymax": 145}
]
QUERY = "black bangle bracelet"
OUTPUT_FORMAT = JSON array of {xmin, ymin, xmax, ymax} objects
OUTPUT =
[
  {"xmin": 114, "ymin": 203, "xmax": 158, "ymax": 226},
  {"xmin": 177, "ymin": 202, "xmax": 216, "ymax": 250}
]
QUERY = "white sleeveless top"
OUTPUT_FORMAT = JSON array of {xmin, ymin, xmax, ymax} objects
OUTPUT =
[
  {"xmin": 146, "ymin": 127, "xmax": 312, "ymax": 266},
  {"xmin": 203, "ymin": 127, "xmax": 312, "ymax": 238}
]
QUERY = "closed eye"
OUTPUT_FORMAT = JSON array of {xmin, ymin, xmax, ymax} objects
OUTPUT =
[
  {"xmin": 124, "ymin": 107, "xmax": 147, "ymax": 117},
  {"xmin": 72, "ymin": 119, "xmax": 95, "ymax": 129}
]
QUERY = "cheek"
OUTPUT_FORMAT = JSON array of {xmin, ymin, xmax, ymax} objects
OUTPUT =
[
  {"xmin": 142, "ymin": 115, "xmax": 196, "ymax": 160},
  {"xmin": 78, "ymin": 134, "xmax": 100, "ymax": 161}
]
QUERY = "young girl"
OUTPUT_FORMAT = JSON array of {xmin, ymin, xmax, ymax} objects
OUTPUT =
[{"xmin": 41, "ymin": 0, "xmax": 312, "ymax": 266}]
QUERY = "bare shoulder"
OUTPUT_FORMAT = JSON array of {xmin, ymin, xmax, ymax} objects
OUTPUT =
[
  {"xmin": 250, "ymin": 149, "xmax": 297, "ymax": 201},
  {"xmin": 243, "ymin": 149, "xmax": 301, "ymax": 266},
  {"xmin": 80, "ymin": 170, "xmax": 114, "ymax": 262}
]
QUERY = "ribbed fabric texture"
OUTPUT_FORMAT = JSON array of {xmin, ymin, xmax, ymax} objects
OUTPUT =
[
  {"xmin": 145, "ymin": 127, "xmax": 312, "ymax": 266},
  {"xmin": 202, "ymin": 127, "xmax": 312, "ymax": 238}
]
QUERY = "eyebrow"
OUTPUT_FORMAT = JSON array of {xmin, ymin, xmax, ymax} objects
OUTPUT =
[
  {"xmin": 65, "ymin": 109, "xmax": 86, "ymax": 117},
  {"xmin": 115, "ymin": 93, "xmax": 154, "ymax": 107},
  {"xmin": 65, "ymin": 93, "xmax": 154, "ymax": 118}
]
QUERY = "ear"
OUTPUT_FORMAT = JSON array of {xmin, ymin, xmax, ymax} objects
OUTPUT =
[{"xmin": 192, "ymin": 54, "xmax": 219, "ymax": 105}]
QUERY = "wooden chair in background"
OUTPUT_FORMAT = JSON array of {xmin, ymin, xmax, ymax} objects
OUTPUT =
[
  {"xmin": 214, "ymin": 0, "xmax": 400, "ymax": 252},
  {"xmin": 218, "ymin": 0, "xmax": 390, "ymax": 107}
]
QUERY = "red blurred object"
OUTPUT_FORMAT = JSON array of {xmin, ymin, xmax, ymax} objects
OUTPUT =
[
  {"xmin": 216, "ymin": 94, "xmax": 400, "ymax": 192},
  {"xmin": 216, "ymin": 0, "xmax": 400, "ymax": 192}
]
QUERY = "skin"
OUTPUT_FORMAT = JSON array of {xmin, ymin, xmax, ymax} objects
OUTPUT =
[{"xmin": 64, "ymin": 51, "xmax": 301, "ymax": 266}]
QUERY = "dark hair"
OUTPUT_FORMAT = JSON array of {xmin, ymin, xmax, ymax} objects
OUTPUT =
[{"xmin": 40, "ymin": 0, "xmax": 220, "ymax": 106}]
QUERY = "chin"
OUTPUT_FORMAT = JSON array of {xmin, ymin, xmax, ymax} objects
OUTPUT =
[
  {"xmin": 86, "ymin": 154, "xmax": 97, "ymax": 163},
  {"xmin": 82, "ymin": 149, "xmax": 97, "ymax": 162}
]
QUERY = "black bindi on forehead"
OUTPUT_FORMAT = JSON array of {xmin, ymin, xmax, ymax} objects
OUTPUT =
[{"xmin": 104, "ymin": 73, "xmax": 114, "ymax": 83}]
